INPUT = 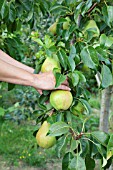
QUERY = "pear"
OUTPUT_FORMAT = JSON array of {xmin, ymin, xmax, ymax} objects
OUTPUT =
[
  {"xmin": 36, "ymin": 121, "xmax": 56, "ymax": 149},
  {"xmin": 72, "ymin": 102, "xmax": 84, "ymax": 116},
  {"xmin": 63, "ymin": 17, "xmax": 71, "ymax": 30},
  {"xmin": 50, "ymin": 90, "xmax": 73, "ymax": 110},
  {"xmin": 82, "ymin": 20, "xmax": 100, "ymax": 37},
  {"xmin": 41, "ymin": 57, "xmax": 61, "ymax": 73},
  {"xmin": 48, "ymin": 22, "xmax": 57, "ymax": 35}
]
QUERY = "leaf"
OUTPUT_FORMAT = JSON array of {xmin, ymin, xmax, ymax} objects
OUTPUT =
[
  {"xmin": 56, "ymin": 136, "xmax": 68, "ymax": 158},
  {"xmin": 57, "ymin": 49, "xmax": 67, "ymax": 70},
  {"xmin": 91, "ymin": 131, "xmax": 110, "ymax": 147},
  {"xmin": 101, "ymin": 65, "xmax": 113, "ymax": 88},
  {"xmin": 107, "ymin": 134, "xmax": 113, "ymax": 160},
  {"xmin": 9, "ymin": 3, "xmax": 16, "ymax": 22},
  {"xmin": 80, "ymin": 47, "xmax": 95, "ymax": 69},
  {"xmin": 88, "ymin": 46, "xmax": 99, "ymax": 66},
  {"xmin": 62, "ymin": 152, "xmax": 73, "ymax": 170},
  {"xmin": 67, "ymin": 57, "xmax": 76, "ymax": 72},
  {"xmin": 85, "ymin": 155, "xmax": 95, "ymax": 170},
  {"xmin": 0, "ymin": 0, "xmax": 8, "ymax": 19},
  {"xmin": 79, "ymin": 98, "xmax": 91, "ymax": 114},
  {"xmin": 50, "ymin": 5, "xmax": 70, "ymax": 15},
  {"xmin": 69, "ymin": 45, "xmax": 76, "ymax": 59},
  {"xmin": 55, "ymin": 73, "xmax": 66, "ymax": 88},
  {"xmin": 71, "ymin": 72, "xmax": 79, "ymax": 87},
  {"xmin": 0, "ymin": 107, "xmax": 5, "ymax": 116},
  {"xmin": 32, "ymin": 38, "xmax": 44, "ymax": 46},
  {"xmin": 69, "ymin": 156, "xmax": 86, "ymax": 170},
  {"xmin": 0, "ymin": 0, "xmax": 4, "ymax": 10},
  {"xmin": 81, "ymin": 0, "xmax": 92, "ymax": 16},
  {"xmin": 100, "ymin": 34, "xmax": 107, "ymax": 47},
  {"xmin": 49, "ymin": 121, "xmax": 70, "ymax": 136}
]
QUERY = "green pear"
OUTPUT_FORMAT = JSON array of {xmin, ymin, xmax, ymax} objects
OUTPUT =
[
  {"xmin": 41, "ymin": 57, "xmax": 61, "ymax": 73},
  {"xmin": 36, "ymin": 121, "xmax": 56, "ymax": 149},
  {"xmin": 50, "ymin": 90, "xmax": 73, "ymax": 110},
  {"xmin": 48, "ymin": 22, "xmax": 57, "ymax": 35},
  {"xmin": 82, "ymin": 20, "xmax": 100, "ymax": 37},
  {"xmin": 81, "ymin": 65, "xmax": 91, "ymax": 76},
  {"xmin": 72, "ymin": 102, "xmax": 84, "ymax": 116},
  {"xmin": 63, "ymin": 17, "xmax": 71, "ymax": 30}
]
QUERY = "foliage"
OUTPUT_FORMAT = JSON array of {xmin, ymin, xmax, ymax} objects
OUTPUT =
[{"xmin": 0, "ymin": 0, "xmax": 113, "ymax": 169}]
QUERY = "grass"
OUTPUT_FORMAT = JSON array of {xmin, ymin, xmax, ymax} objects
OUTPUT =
[{"xmin": 0, "ymin": 120, "xmax": 59, "ymax": 168}]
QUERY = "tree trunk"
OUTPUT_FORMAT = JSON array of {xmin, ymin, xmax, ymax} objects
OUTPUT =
[
  {"xmin": 99, "ymin": 85, "xmax": 113, "ymax": 170},
  {"xmin": 99, "ymin": 86, "xmax": 113, "ymax": 132}
]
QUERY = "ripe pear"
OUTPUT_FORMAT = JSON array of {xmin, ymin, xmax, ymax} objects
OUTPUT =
[
  {"xmin": 41, "ymin": 57, "xmax": 61, "ymax": 73},
  {"xmin": 72, "ymin": 102, "xmax": 84, "ymax": 116},
  {"xmin": 63, "ymin": 17, "xmax": 71, "ymax": 30},
  {"xmin": 36, "ymin": 121, "xmax": 56, "ymax": 149},
  {"xmin": 50, "ymin": 90, "xmax": 73, "ymax": 110},
  {"xmin": 48, "ymin": 22, "xmax": 57, "ymax": 35},
  {"xmin": 82, "ymin": 20, "xmax": 100, "ymax": 37}
]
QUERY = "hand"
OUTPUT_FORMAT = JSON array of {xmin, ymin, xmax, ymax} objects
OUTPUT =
[{"xmin": 33, "ymin": 72, "xmax": 70, "ymax": 93}]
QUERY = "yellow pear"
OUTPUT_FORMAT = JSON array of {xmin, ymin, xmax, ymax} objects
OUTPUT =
[
  {"xmin": 82, "ymin": 20, "xmax": 100, "ymax": 37},
  {"xmin": 50, "ymin": 90, "xmax": 73, "ymax": 110},
  {"xmin": 41, "ymin": 57, "xmax": 61, "ymax": 73},
  {"xmin": 36, "ymin": 121, "xmax": 56, "ymax": 149}
]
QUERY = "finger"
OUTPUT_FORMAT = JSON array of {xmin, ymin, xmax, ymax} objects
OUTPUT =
[
  {"xmin": 56, "ymin": 85, "xmax": 71, "ymax": 91},
  {"xmin": 62, "ymin": 79, "xmax": 69, "ymax": 86},
  {"xmin": 37, "ymin": 89, "xmax": 43, "ymax": 95}
]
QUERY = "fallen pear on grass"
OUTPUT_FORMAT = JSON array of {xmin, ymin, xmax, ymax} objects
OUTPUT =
[{"xmin": 36, "ymin": 121, "xmax": 56, "ymax": 149}]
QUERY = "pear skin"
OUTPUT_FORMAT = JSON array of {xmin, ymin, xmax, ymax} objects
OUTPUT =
[
  {"xmin": 63, "ymin": 17, "xmax": 71, "ymax": 30},
  {"xmin": 50, "ymin": 90, "xmax": 73, "ymax": 110},
  {"xmin": 48, "ymin": 22, "xmax": 57, "ymax": 35},
  {"xmin": 41, "ymin": 57, "xmax": 61, "ymax": 73},
  {"xmin": 36, "ymin": 121, "xmax": 56, "ymax": 149}
]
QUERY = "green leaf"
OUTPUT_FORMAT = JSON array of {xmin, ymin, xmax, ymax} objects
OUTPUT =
[
  {"xmin": 62, "ymin": 152, "xmax": 73, "ymax": 170},
  {"xmin": 50, "ymin": 5, "xmax": 70, "ymax": 15},
  {"xmin": 57, "ymin": 49, "xmax": 67, "ymax": 70},
  {"xmin": 107, "ymin": 134, "xmax": 113, "ymax": 160},
  {"xmin": 100, "ymin": 34, "xmax": 113, "ymax": 48},
  {"xmin": 55, "ymin": 73, "xmax": 66, "ymax": 88},
  {"xmin": 0, "ymin": 107, "xmax": 5, "ymax": 116},
  {"xmin": 0, "ymin": 0, "xmax": 4, "ymax": 10},
  {"xmin": 91, "ymin": 131, "xmax": 110, "ymax": 147},
  {"xmin": 85, "ymin": 155, "xmax": 95, "ymax": 170},
  {"xmin": 0, "ymin": 0, "xmax": 8, "ymax": 19},
  {"xmin": 80, "ymin": 47, "xmax": 95, "ymax": 69},
  {"xmin": 101, "ymin": 65, "xmax": 113, "ymax": 88},
  {"xmin": 69, "ymin": 156, "xmax": 86, "ymax": 170},
  {"xmin": 81, "ymin": 0, "xmax": 92, "ymax": 16},
  {"xmin": 32, "ymin": 38, "xmax": 44, "ymax": 46},
  {"xmin": 56, "ymin": 136, "xmax": 68, "ymax": 158},
  {"xmin": 9, "ymin": 3, "xmax": 16, "ymax": 22},
  {"xmin": 69, "ymin": 45, "xmax": 76, "ymax": 59},
  {"xmin": 49, "ymin": 121, "xmax": 70, "ymax": 136},
  {"xmin": 88, "ymin": 46, "xmax": 99, "ymax": 66},
  {"xmin": 67, "ymin": 57, "xmax": 76, "ymax": 72},
  {"xmin": 79, "ymin": 99, "xmax": 91, "ymax": 114},
  {"xmin": 71, "ymin": 72, "xmax": 79, "ymax": 87},
  {"xmin": 80, "ymin": 140, "xmax": 89, "ymax": 158},
  {"xmin": 71, "ymin": 139, "xmax": 78, "ymax": 152},
  {"xmin": 75, "ymin": 71, "xmax": 86, "ymax": 83}
]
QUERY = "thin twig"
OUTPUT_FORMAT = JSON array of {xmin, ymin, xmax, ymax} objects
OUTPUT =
[{"xmin": 86, "ymin": 2, "xmax": 98, "ymax": 15}]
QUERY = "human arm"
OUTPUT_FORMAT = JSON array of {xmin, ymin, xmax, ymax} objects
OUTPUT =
[
  {"xmin": 0, "ymin": 49, "xmax": 34, "ymax": 73},
  {"xmin": 0, "ymin": 59, "xmax": 70, "ymax": 91}
]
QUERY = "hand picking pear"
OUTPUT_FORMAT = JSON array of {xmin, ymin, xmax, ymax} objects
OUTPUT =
[{"xmin": 36, "ymin": 121, "xmax": 56, "ymax": 149}]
